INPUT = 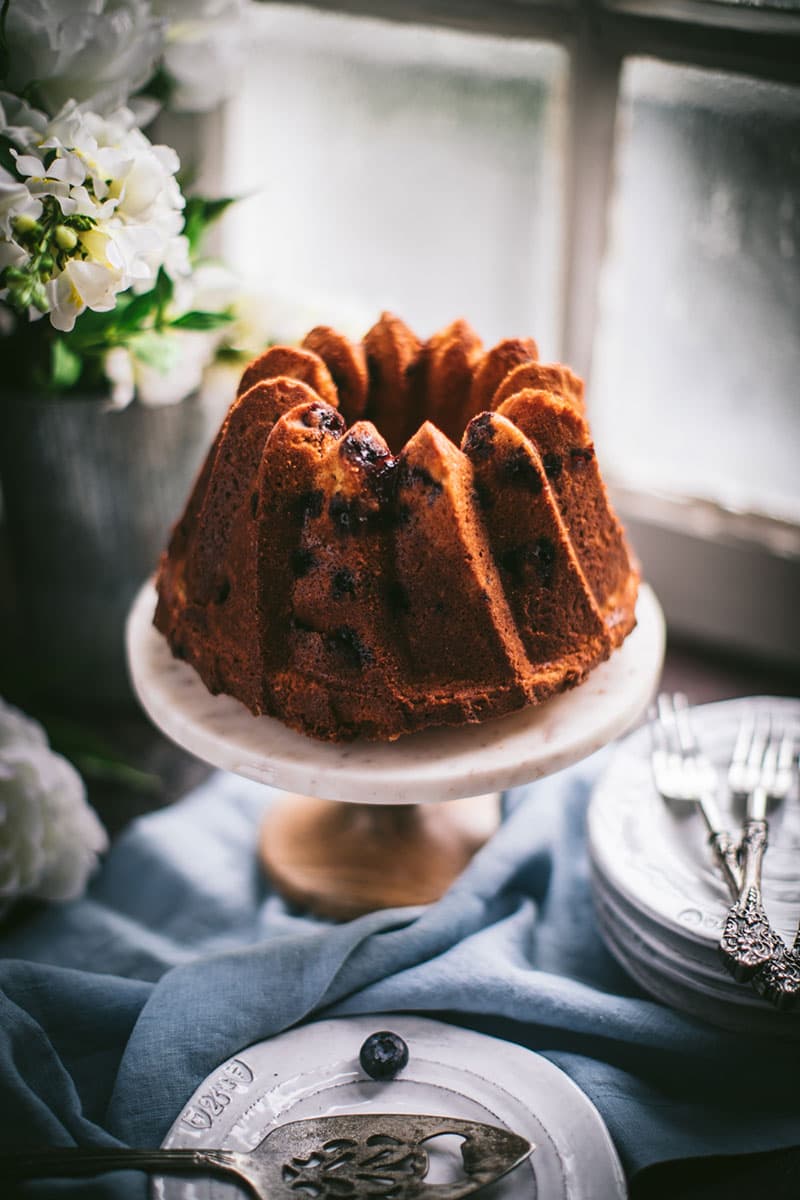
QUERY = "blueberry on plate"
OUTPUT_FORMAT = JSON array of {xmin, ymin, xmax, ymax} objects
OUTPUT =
[{"xmin": 359, "ymin": 1031, "xmax": 409, "ymax": 1080}]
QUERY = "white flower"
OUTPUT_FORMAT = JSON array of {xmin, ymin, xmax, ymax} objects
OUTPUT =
[
  {"xmin": 103, "ymin": 332, "xmax": 213, "ymax": 408},
  {"xmin": 0, "ymin": 699, "xmax": 107, "ymax": 908},
  {"xmin": 101, "ymin": 260, "xmax": 237, "ymax": 408},
  {"xmin": 175, "ymin": 267, "xmax": 274, "ymax": 361},
  {"xmin": 155, "ymin": 0, "xmax": 260, "ymax": 112},
  {"xmin": 0, "ymin": 165, "xmax": 43, "ymax": 238},
  {"xmin": 222, "ymin": 287, "xmax": 275, "ymax": 359},
  {"xmin": 1, "ymin": 98, "xmax": 188, "ymax": 328},
  {"xmin": 104, "ymin": 344, "xmax": 137, "ymax": 409},
  {"xmin": 0, "ymin": 93, "xmax": 49, "ymax": 149},
  {"xmin": 3, "ymin": 0, "xmax": 165, "ymax": 117},
  {"xmin": 177, "ymin": 259, "xmax": 239, "ymax": 313},
  {"xmin": 46, "ymin": 258, "xmax": 122, "ymax": 332},
  {"xmin": 136, "ymin": 329, "xmax": 221, "ymax": 405}
]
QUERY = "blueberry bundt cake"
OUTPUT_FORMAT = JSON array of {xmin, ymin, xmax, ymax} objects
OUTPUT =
[{"xmin": 154, "ymin": 314, "xmax": 639, "ymax": 742}]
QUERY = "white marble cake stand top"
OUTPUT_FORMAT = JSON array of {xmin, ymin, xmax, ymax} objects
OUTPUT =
[{"xmin": 126, "ymin": 580, "xmax": 665, "ymax": 804}]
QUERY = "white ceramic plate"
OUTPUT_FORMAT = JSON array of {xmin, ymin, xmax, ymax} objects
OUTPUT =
[
  {"xmin": 587, "ymin": 868, "xmax": 753, "ymax": 988},
  {"xmin": 154, "ymin": 1015, "xmax": 626, "ymax": 1199},
  {"xmin": 126, "ymin": 581, "xmax": 664, "ymax": 804},
  {"xmin": 588, "ymin": 696, "xmax": 800, "ymax": 948}
]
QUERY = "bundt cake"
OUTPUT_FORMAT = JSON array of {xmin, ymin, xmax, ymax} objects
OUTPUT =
[{"xmin": 154, "ymin": 313, "xmax": 639, "ymax": 742}]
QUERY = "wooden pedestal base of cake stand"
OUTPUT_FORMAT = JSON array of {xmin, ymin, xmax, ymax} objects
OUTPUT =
[
  {"xmin": 127, "ymin": 581, "xmax": 665, "ymax": 920},
  {"xmin": 258, "ymin": 792, "xmax": 500, "ymax": 920}
]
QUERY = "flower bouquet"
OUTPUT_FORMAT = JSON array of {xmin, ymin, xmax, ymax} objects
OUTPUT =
[
  {"xmin": 0, "ymin": 0, "xmax": 263, "ymax": 405},
  {"xmin": 0, "ymin": 0, "xmax": 262, "ymax": 705}
]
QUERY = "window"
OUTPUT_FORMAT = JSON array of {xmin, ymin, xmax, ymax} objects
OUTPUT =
[
  {"xmin": 188, "ymin": 0, "xmax": 800, "ymax": 668},
  {"xmin": 219, "ymin": 7, "xmax": 568, "ymax": 352},
  {"xmin": 592, "ymin": 59, "xmax": 800, "ymax": 525}
]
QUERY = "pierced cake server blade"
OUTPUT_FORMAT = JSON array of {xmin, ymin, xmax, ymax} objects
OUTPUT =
[{"xmin": 0, "ymin": 1112, "xmax": 533, "ymax": 1198}]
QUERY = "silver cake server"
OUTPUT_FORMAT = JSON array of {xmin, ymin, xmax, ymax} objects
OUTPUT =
[{"xmin": 0, "ymin": 1112, "xmax": 533, "ymax": 1198}]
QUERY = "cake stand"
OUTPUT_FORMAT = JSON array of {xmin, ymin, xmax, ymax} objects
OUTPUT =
[{"xmin": 126, "ymin": 582, "xmax": 665, "ymax": 919}]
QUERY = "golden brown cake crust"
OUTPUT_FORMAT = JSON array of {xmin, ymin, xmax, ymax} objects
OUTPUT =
[
  {"xmin": 302, "ymin": 326, "xmax": 369, "ymax": 426},
  {"xmin": 363, "ymin": 312, "xmax": 424, "ymax": 453},
  {"xmin": 462, "ymin": 411, "xmax": 610, "ymax": 687},
  {"xmin": 465, "ymin": 337, "xmax": 539, "ymax": 427},
  {"xmin": 155, "ymin": 317, "xmax": 639, "ymax": 742},
  {"xmin": 424, "ymin": 319, "xmax": 484, "ymax": 445},
  {"xmin": 490, "ymin": 361, "xmax": 585, "ymax": 414},
  {"xmin": 497, "ymin": 388, "xmax": 639, "ymax": 646},
  {"xmin": 236, "ymin": 345, "xmax": 338, "ymax": 406}
]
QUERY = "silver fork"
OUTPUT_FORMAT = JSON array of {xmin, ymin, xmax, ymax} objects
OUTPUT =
[
  {"xmin": 719, "ymin": 725, "xmax": 795, "ymax": 983},
  {"xmin": 727, "ymin": 710, "xmax": 770, "ymax": 801},
  {"xmin": 650, "ymin": 693, "xmax": 741, "ymax": 898},
  {"xmin": 745, "ymin": 731, "xmax": 799, "ymax": 1010}
]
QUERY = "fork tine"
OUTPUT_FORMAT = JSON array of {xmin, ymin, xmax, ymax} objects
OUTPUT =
[
  {"xmin": 649, "ymin": 705, "xmax": 667, "ymax": 756},
  {"xmin": 672, "ymin": 692, "xmax": 698, "ymax": 756},
  {"xmin": 746, "ymin": 712, "xmax": 770, "ymax": 772},
  {"xmin": 762, "ymin": 735, "xmax": 779, "ymax": 780},
  {"xmin": 730, "ymin": 710, "xmax": 754, "ymax": 772},
  {"xmin": 776, "ymin": 730, "xmax": 795, "ymax": 774},
  {"xmin": 656, "ymin": 692, "xmax": 679, "ymax": 753}
]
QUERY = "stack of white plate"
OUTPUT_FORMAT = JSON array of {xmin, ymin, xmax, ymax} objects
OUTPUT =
[{"xmin": 588, "ymin": 695, "xmax": 800, "ymax": 1037}]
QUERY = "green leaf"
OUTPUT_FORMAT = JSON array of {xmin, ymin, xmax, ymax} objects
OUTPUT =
[
  {"xmin": 115, "ymin": 288, "xmax": 159, "ymax": 333},
  {"xmin": 153, "ymin": 267, "xmax": 174, "ymax": 318},
  {"xmin": 131, "ymin": 331, "xmax": 179, "ymax": 372},
  {"xmin": 63, "ymin": 305, "xmax": 122, "ymax": 353},
  {"xmin": 182, "ymin": 195, "xmax": 237, "ymax": 254},
  {"xmin": 70, "ymin": 752, "xmax": 164, "ymax": 797},
  {"xmin": 63, "ymin": 213, "xmax": 95, "ymax": 232},
  {"xmin": 141, "ymin": 65, "xmax": 175, "ymax": 109},
  {"xmin": 215, "ymin": 345, "xmax": 250, "ymax": 363},
  {"xmin": 50, "ymin": 339, "xmax": 83, "ymax": 390},
  {"xmin": 170, "ymin": 309, "xmax": 234, "ymax": 331},
  {"xmin": 44, "ymin": 717, "xmax": 164, "ymax": 797},
  {"xmin": 0, "ymin": 134, "xmax": 15, "ymax": 177}
]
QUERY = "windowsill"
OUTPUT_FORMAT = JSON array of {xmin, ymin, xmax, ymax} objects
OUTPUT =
[{"xmin": 611, "ymin": 490, "xmax": 800, "ymax": 671}]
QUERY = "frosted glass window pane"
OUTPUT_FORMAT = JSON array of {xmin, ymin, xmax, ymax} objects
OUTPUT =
[
  {"xmin": 591, "ymin": 60, "xmax": 800, "ymax": 523},
  {"xmin": 219, "ymin": 6, "xmax": 567, "ymax": 355}
]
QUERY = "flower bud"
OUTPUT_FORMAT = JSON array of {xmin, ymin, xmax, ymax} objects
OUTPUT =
[
  {"xmin": 12, "ymin": 213, "xmax": 40, "ymax": 239},
  {"xmin": 30, "ymin": 283, "xmax": 49, "ymax": 312},
  {"xmin": 54, "ymin": 225, "xmax": 78, "ymax": 251},
  {"xmin": 39, "ymin": 253, "xmax": 54, "ymax": 273}
]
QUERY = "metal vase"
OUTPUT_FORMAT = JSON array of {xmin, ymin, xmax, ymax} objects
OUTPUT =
[{"xmin": 0, "ymin": 389, "xmax": 227, "ymax": 707}]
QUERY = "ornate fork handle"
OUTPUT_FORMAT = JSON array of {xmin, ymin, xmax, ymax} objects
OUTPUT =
[
  {"xmin": 719, "ymin": 811, "xmax": 783, "ymax": 982},
  {"xmin": 703, "ymin": 822, "xmax": 741, "ymax": 900},
  {"xmin": 0, "ymin": 1146, "xmax": 250, "ymax": 1189},
  {"xmin": 753, "ymin": 923, "xmax": 800, "ymax": 1012}
]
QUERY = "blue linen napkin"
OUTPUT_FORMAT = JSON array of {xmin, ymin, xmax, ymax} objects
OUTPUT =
[{"xmin": 1, "ymin": 751, "xmax": 799, "ymax": 1199}]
